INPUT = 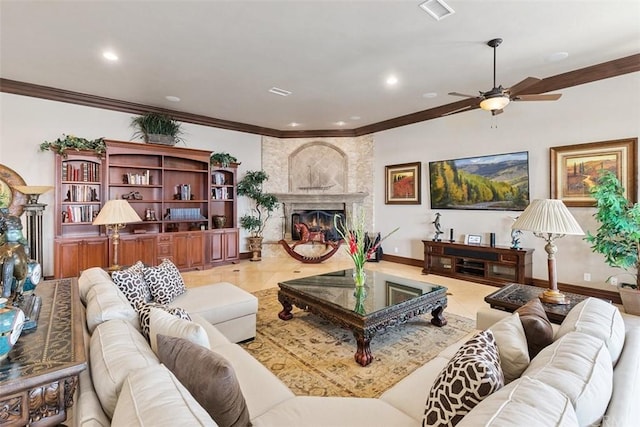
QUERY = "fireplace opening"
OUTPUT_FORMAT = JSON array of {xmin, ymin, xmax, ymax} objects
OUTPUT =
[{"xmin": 291, "ymin": 210, "xmax": 345, "ymax": 241}]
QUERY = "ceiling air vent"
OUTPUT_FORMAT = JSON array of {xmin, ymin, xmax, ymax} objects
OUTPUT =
[
  {"xmin": 419, "ymin": 0, "xmax": 455, "ymax": 21},
  {"xmin": 269, "ymin": 87, "xmax": 292, "ymax": 97}
]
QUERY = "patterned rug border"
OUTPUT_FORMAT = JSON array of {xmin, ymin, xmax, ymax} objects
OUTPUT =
[{"xmin": 241, "ymin": 287, "xmax": 476, "ymax": 398}]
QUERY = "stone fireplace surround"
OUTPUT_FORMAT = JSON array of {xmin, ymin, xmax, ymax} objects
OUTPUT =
[{"xmin": 260, "ymin": 135, "xmax": 374, "ymax": 258}]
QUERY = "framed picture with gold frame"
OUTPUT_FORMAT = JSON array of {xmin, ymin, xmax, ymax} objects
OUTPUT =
[
  {"xmin": 550, "ymin": 138, "xmax": 637, "ymax": 207},
  {"xmin": 0, "ymin": 164, "xmax": 27, "ymax": 216},
  {"xmin": 385, "ymin": 162, "xmax": 421, "ymax": 205}
]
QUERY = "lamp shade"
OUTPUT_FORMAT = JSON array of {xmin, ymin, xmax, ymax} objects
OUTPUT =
[
  {"xmin": 479, "ymin": 95, "xmax": 510, "ymax": 111},
  {"xmin": 93, "ymin": 200, "xmax": 141, "ymax": 225},
  {"xmin": 512, "ymin": 199, "xmax": 584, "ymax": 235}
]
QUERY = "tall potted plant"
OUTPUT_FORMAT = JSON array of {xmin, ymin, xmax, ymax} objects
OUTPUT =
[
  {"xmin": 130, "ymin": 112, "xmax": 184, "ymax": 146},
  {"xmin": 585, "ymin": 170, "xmax": 640, "ymax": 314},
  {"xmin": 237, "ymin": 170, "xmax": 279, "ymax": 261}
]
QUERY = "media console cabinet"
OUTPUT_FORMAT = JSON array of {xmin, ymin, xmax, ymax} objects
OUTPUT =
[{"xmin": 422, "ymin": 240, "xmax": 534, "ymax": 287}]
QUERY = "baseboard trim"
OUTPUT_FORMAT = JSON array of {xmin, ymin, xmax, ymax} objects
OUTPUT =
[{"xmin": 380, "ymin": 254, "xmax": 423, "ymax": 267}]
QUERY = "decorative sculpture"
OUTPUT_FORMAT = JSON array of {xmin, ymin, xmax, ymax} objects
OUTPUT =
[
  {"xmin": 510, "ymin": 228, "xmax": 523, "ymax": 250},
  {"xmin": 0, "ymin": 209, "xmax": 30, "ymax": 300},
  {"xmin": 292, "ymin": 222, "xmax": 327, "ymax": 248},
  {"xmin": 432, "ymin": 213, "xmax": 443, "ymax": 241}
]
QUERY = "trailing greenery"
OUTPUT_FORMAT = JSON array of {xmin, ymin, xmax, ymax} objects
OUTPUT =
[
  {"xmin": 40, "ymin": 134, "xmax": 106, "ymax": 157},
  {"xmin": 585, "ymin": 170, "xmax": 640, "ymax": 287},
  {"xmin": 237, "ymin": 170, "xmax": 279, "ymax": 237},
  {"xmin": 130, "ymin": 112, "xmax": 184, "ymax": 143},
  {"xmin": 210, "ymin": 152, "xmax": 238, "ymax": 167}
]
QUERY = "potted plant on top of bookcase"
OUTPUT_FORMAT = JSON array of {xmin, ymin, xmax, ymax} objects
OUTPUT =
[{"xmin": 130, "ymin": 112, "xmax": 184, "ymax": 146}]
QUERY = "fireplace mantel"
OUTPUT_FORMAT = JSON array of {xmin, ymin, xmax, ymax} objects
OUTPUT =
[{"xmin": 274, "ymin": 192, "xmax": 368, "ymax": 240}]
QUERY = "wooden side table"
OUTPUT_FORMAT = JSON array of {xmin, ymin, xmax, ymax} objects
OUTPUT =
[
  {"xmin": 484, "ymin": 283, "xmax": 593, "ymax": 324},
  {"xmin": 0, "ymin": 279, "xmax": 86, "ymax": 426}
]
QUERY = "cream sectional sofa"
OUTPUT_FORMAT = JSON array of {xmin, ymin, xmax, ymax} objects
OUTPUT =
[{"xmin": 74, "ymin": 267, "xmax": 640, "ymax": 427}]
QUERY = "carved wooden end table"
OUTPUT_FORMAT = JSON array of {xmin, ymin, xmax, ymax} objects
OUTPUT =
[
  {"xmin": 278, "ymin": 269, "xmax": 448, "ymax": 367},
  {"xmin": 0, "ymin": 279, "xmax": 86, "ymax": 426}
]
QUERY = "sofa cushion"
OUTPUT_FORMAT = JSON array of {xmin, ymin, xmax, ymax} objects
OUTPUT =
[
  {"xmin": 515, "ymin": 298, "xmax": 554, "ymax": 358},
  {"xmin": 85, "ymin": 282, "xmax": 139, "ymax": 334},
  {"xmin": 138, "ymin": 302, "xmax": 191, "ymax": 340},
  {"xmin": 90, "ymin": 319, "xmax": 160, "ymax": 418},
  {"xmin": 457, "ymin": 376, "xmax": 579, "ymax": 427},
  {"xmin": 488, "ymin": 312, "xmax": 529, "ymax": 383},
  {"xmin": 149, "ymin": 307, "xmax": 210, "ymax": 354},
  {"xmin": 556, "ymin": 297, "xmax": 625, "ymax": 364},
  {"xmin": 111, "ymin": 261, "xmax": 151, "ymax": 309},
  {"xmin": 605, "ymin": 327, "xmax": 640, "ymax": 425},
  {"xmin": 157, "ymin": 335, "xmax": 251, "ymax": 427},
  {"xmin": 111, "ymin": 364, "xmax": 215, "ymax": 426},
  {"xmin": 523, "ymin": 331, "xmax": 613, "ymax": 427},
  {"xmin": 78, "ymin": 266, "xmax": 113, "ymax": 304},
  {"xmin": 143, "ymin": 258, "xmax": 186, "ymax": 304},
  {"xmin": 423, "ymin": 330, "xmax": 504, "ymax": 426}
]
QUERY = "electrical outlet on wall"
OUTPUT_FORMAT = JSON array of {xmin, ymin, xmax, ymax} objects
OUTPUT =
[
  {"xmin": 394, "ymin": 247, "xmax": 399, "ymax": 253},
  {"xmin": 583, "ymin": 273, "xmax": 591, "ymax": 281}
]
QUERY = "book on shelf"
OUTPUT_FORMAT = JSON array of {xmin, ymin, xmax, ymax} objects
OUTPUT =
[
  {"xmin": 125, "ymin": 170, "xmax": 152, "ymax": 185},
  {"xmin": 62, "ymin": 161, "xmax": 100, "ymax": 182}
]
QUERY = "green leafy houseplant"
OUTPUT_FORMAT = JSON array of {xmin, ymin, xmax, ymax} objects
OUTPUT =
[
  {"xmin": 210, "ymin": 152, "xmax": 238, "ymax": 167},
  {"xmin": 237, "ymin": 170, "xmax": 279, "ymax": 238},
  {"xmin": 130, "ymin": 112, "xmax": 184, "ymax": 145},
  {"xmin": 585, "ymin": 170, "xmax": 640, "ymax": 288},
  {"xmin": 40, "ymin": 134, "xmax": 106, "ymax": 157}
]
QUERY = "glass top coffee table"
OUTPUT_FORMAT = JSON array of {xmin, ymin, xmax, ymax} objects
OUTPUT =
[{"xmin": 278, "ymin": 268, "xmax": 448, "ymax": 366}]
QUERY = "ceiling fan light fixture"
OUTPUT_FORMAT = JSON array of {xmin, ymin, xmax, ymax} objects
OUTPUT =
[{"xmin": 480, "ymin": 95, "xmax": 510, "ymax": 111}]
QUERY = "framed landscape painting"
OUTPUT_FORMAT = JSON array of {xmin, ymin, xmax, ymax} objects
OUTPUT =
[
  {"xmin": 550, "ymin": 138, "xmax": 637, "ymax": 206},
  {"xmin": 385, "ymin": 162, "xmax": 421, "ymax": 205},
  {"xmin": 429, "ymin": 151, "xmax": 530, "ymax": 211}
]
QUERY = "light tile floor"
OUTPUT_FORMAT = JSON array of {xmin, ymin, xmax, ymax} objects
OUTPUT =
[{"xmin": 182, "ymin": 258, "xmax": 498, "ymax": 321}]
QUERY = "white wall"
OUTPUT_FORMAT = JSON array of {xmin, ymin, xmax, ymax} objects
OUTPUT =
[
  {"xmin": 374, "ymin": 72, "xmax": 640, "ymax": 292},
  {"xmin": 0, "ymin": 93, "xmax": 261, "ymax": 276}
]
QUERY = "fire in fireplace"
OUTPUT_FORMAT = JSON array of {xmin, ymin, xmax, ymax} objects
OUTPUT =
[{"xmin": 291, "ymin": 210, "xmax": 345, "ymax": 241}]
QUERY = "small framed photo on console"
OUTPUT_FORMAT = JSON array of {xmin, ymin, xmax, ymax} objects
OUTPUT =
[{"xmin": 465, "ymin": 234, "xmax": 482, "ymax": 245}]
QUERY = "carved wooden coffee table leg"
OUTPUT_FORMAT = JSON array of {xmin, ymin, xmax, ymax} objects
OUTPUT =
[
  {"xmin": 431, "ymin": 305, "xmax": 447, "ymax": 326},
  {"xmin": 353, "ymin": 330, "xmax": 374, "ymax": 366},
  {"xmin": 278, "ymin": 299, "xmax": 293, "ymax": 320}
]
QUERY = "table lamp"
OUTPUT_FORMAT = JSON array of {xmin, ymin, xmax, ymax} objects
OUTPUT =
[
  {"xmin": 511, "ymin": 199, "xmax": 584, "ymax": 304},
  {"xmin": 92, "ymin": 200, "xmax": 141, "ymax": 270}
]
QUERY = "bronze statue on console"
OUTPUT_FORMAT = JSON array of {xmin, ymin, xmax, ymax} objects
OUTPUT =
[{"xmin": 0, "ymin": 209, "xmax": 31, "ymax": 300}]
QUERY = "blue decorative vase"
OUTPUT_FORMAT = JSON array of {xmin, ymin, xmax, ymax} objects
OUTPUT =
[{"xmin": 0, "ymin": 297, "xmax": 25, "ymax": 362}]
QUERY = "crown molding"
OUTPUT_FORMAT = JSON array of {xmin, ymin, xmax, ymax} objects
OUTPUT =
[{"xmin": 1, "ymin": 54, "xmax": 638, "ymax": 139}]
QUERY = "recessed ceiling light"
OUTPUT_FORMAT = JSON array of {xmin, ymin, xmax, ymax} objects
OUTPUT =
[
  {"xmin": 165, "ymin": 95, "xmax": 181, "ymax": 102},
  {"xmin": 288, "ymin": 122, "xmax": 300, "ymax": 127},
  {"xmin": 269, "ymin": 87, "xmax": 292, "ymax": 96},
  {"xmin": 386, "ymin": 75, "xmax": 399, "ymax": 86},
  {"xmin": 422, "ymin": 92, "xmax": 438, "ymax": 98},
  {"xmin": 547, "ymin": 51, "xmax": 569, "ymax": 62},
  {"xmin": 350, "ymin": 116, "xmax": 361, "ymax": 120},
  {"xmin": 102, "ymin": 51, "xmax": 119, "ymax": 61},
  {"xmin": 335, "ymin": 121, "xmax": 347, "ymax": 126}
]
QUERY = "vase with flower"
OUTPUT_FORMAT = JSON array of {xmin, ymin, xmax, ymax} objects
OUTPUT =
[{"xmin": 334, "ymin": 210, "xmax": 399, "ymax": 291}]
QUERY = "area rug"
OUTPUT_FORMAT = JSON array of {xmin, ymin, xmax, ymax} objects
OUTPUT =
[{"xmin": 240, "ymin": 287, "xmax": 476, "ymax": 398}]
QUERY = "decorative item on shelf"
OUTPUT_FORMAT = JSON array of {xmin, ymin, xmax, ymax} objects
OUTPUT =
[
  {"xmin": 213, "ymin": 215, "xmax": 227, "ymax": 229},
  {"xmin": 13, "ymin": 185, "xmax": 53, "ymax": 269},
  {"xmin": 210, "ymin": 152, "xmax": 238, "ymax": 168},
  {"xmin": 0, "ymin": 208, "xmax": 36, "ymax": 301},
  {"xmin": 512, "ymin": 199, "xmax": 584, "ymax": 305},
  {"xmin": 585, "ymin": 170, "xmax": 639, "ymax": 314},
  {"xmin": 92, "ymin": 200, "xmax": 142, "ymax": 271},
  {"xmin": 122, "ymin": 191, "xmax": 143, "ymax": 200},
  {"xmin": 449, "ymin": 228, "xmax": 454, "ymax": 243},
  {"xmin": 432, "ymin": 213, "xmax": 443, "ymax": 241},
  {"xmin": 489, "ymin": 232, "xmax": 496, "ymax": 247},
  {"xmin": 39, "ymin": 134, "xmax": 107, "ymax": 157},
  {"xmin": 0, "ymin": 297, "xmax": 25, "ymax": 361},
  {"xmin": 334, "ymin": 209, "xmax": 399, "ymax": 289},
  {"xmin": 130, "ymin": 112, "xmax": 184, "ymax": 146},
  {"xmin": 237, "ymin": 170, "xmax": 279, "ymax": 262},
  {"xmin": 144, "ymin": 208, "xmax": 157, "ymax": 221}
]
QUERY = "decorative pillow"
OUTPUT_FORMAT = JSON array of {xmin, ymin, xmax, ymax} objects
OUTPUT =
[
  {"xmin": 488, "ymin": 312, "xmax": 530, "ymax": 383},
  {"xmin": 112, "ymin": 261, "xmax": 151, "ymax": 310},
  {"xmin": 148, "ymin": 307, "xmax": 210, "ymax": 355},
  {"xmin": 515, "ymin": 298, "xmax": 554, "ymax": 358},
  {"xmin": 143, "ymin": 259, "xmax": 186, "ymax": 304},
  {"xmin": 138, "ymin": 302, "xmax": 191, "ymax": 340},
  {"xmin": 423, "ymin": 330, "xmax": 504, "ymax": 426},
  {"xmin": 156, "ymin": 334, "xmax": 251, "ymax": 427}
]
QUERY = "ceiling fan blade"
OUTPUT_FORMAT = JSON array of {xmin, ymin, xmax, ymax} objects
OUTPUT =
[
  {"xmin": 513, "ymin": 93, "xmax": 563, "ymax": 101},
  {"xmin": 507, "ymin": 77, "xmax": 541, "ymax": 96},
  {"xmin": 441, "ymin": 105, "xmax": 473, "ymax": 116},
  {"xmin": 448, "ymin": 92, "xmax": 478, "ymax": 99}
]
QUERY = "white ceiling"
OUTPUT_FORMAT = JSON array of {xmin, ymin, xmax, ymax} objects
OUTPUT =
[{"xmin": 1, "ymin": 0, "xmax": 639, "ymax": 131}]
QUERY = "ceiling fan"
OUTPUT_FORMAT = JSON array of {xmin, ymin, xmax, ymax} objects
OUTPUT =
[{"xmin": 447, "ymin": 38, "xmax": 562, "ymax": 116}]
